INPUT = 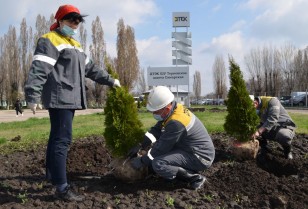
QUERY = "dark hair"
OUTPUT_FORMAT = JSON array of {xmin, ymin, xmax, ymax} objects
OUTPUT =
[
  {"xmin": 62, "ymin": 12, "xmax": 87, "ymax": 23},
  {"xmin": 254, "ymin": 97, "xmax": 261, "ymax": 104}
]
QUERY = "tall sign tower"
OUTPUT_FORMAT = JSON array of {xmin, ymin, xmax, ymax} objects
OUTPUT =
[
  {"xmin": 172, "ymin": 12, "xmax": 192, "ymax": 66},
  {"xmin": 172, "ymin": 12, "xmax": 191, "ymax": 106},
  {"xmin": 147, "ymin": 12, "xmax": 191, "ymax": 106}
]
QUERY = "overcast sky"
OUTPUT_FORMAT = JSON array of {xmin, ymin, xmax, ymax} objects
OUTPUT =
[{"xmin": 1, "ymin": 0, "xmax": 308, "ymax": 95}]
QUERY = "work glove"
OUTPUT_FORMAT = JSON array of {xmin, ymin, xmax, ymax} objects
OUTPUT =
[
  {"xmin": 113, "ymin": 79, "xmax": 121, "ymax": 88},
  {"xmin": 127, "ymin": 145, "xmax": 141, "ymax": 159},
  {"xmin": 131, "ymin": 157, "xmax": 144, "ymax": 170},
  {"xmin": 28, "ymin": 103, "xmax": 42, "ymax": 114}
]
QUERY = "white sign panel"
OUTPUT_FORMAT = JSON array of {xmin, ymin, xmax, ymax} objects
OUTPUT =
[
  {"xmin": 147, "ymin": 66, "xmax": 189, "ymax": 85},
  {"xmin": 173, "ymin": 12, "xmax": 190, "ymax": 27}
]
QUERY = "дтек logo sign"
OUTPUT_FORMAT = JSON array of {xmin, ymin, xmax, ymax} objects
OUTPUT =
[
  {"xmin": 174, "ymin": 16, "xmax": 188, "ymax": 22},
  {"xmin": 172, "ymin": 12, "xmax": 190, "ymax": 27}
]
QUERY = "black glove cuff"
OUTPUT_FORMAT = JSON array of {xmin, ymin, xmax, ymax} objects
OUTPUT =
[{"xmin": 141, "ymin": 135, "xmax": 153, "ymax": 149}]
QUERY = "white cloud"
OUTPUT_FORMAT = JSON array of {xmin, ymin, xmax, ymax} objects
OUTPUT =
[
  {"xmin": 196, "ymin": 31, "xmax": 248, "ymax": 95},
  {"xmin": 230, "ymin": 20, "xmax": 246, "ymax": 31},
  {"xmin": 0, "ymin": 0, "xmax": 158, "ymax": 41},
  {"xmin": 137, "ymin": 36, "xmax": 172, "ymax": 67},
  {"xmin": 241, "ymin": 0, "xmax": 308, "ymax": 48}
]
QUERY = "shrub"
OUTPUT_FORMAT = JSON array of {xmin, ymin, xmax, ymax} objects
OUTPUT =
[
  {"xmin": 223, "ymin": 58, "xmax": 259, "ymax": 142},
  {"xmin": 103, "ymin": 63, "xmax": 144, "ymax": 157}
]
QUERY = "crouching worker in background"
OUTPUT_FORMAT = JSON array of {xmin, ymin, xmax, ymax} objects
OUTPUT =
[
  {"xmin": 130, "ymin": 86, "xmax": 215, "ymax": 190},
  {"xmin": 252, "ymin": 96, "xmax": 296, "ymax": 159}
]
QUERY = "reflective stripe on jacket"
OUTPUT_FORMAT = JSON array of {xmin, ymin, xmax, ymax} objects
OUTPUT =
[
  {"xmin": 258, "ymin": 96, "xmax": 295, "ymax": 131},
  {"xmin": 142, "ymin": 103, "xmax": 215, "ymax": 165},
  {"xmin": 25, "ymin": 29, "xmax": 114, "ymax": 109}
]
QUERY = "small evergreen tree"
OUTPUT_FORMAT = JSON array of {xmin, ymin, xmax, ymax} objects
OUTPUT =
[
  {"xmin": 104, "ymin": 62, "xmax": 144, "ymax": 157},
  {"xmin": 224, "ymin": 58, "xmax": 259, "ymax": 142}
]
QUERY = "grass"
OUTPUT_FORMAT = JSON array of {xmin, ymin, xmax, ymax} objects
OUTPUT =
[
  {"xmin": 0, "ymin": 108, "xmax": 307, "ymax": 154},
  {"xmin": 289, "ymin": 113, "xmax": 308, "ymax": 134},
  {"xmin": 195, "ymin": 111, "xmax": 227, "ymax": 133}
]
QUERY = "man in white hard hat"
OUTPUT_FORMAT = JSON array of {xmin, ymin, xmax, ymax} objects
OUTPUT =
[{"xmin": 130, "ymin": 86, "xmax": 215, "ymax": 190}]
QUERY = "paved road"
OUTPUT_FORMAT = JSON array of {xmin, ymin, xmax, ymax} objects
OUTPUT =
[
  {"xmin": 0, "ymin": 108, "xmax": 307, "ymax": 123},
  {"xmin": 285, "ymin": 109, "xmax": 308, "ymax": 115},
  {"xmin": 0, "ymin": 109, "xmax": 104, "ymax": 123}
]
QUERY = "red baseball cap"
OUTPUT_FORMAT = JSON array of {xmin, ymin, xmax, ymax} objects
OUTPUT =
[{"xmin": 50, "ymin": 5, "xmax": 81, "ymax": 31}]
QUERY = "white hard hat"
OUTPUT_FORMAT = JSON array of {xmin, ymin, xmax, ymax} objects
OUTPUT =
[
  {"xmin": 249, "ymin": 95, "xmax": 254, "ymax": 101},
  {"xmin": 146, "ymin": 86, "xmax": 175, "ymax": 112}
]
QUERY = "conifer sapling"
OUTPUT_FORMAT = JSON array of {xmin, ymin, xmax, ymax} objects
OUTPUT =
[
  {"xmin": 103, "ymin": 62, "xmax": 144, "ymax": 157},
  {"xmin": 224, "ymin": 58, "xmax": 259, "ymax": 142}
]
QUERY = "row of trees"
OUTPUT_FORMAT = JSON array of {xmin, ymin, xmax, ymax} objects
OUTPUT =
[
  {"xmin": 245, "ymin": 43, "xmax": 308, "ymax": 96},
  {"xmin": 192, "ymin": 54, "xmax": 228, "ymax": 100},
  {"xmin": 192, "ymin": 43, "xmax": 308, "ymax": 100},
  {"xmin": 0, "ymin": 13, "xmax": 142, "ymax": 109},
  {"xmin": 1, "ymin": 14, "xmax": 307, "ymax": 106}
]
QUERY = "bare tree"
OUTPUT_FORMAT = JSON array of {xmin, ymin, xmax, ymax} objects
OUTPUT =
[
  {"xmin": 262, "ymin": 45, "xmax": 271, "ymax": 95},
  {"xmin": 136, "ymin": 67, "xmax": 147, "ymax": 94},
  {"xmin": 272, "ymin": 49, "xmax": 283, "ymax": 96},
  {"xmin": 19, "ymin": 18, "xmax": 34, "ymax": 90},
  {"xmin": 280, "ymin": 42, "xmax": 296, "ymax": 94},
  {"xmin": 245, "ymin": 48, "xmax": 263, "ymax": 95},
  {"xmin": 293, "ymin": 49, "xmax": 303, "ymax": 91},
  {"xmin": 261, "ymin": 45, "xmax": 282, "ymax": 96},
  {"xmin": 193, "ymin": 70, "xmax": 201, "ymax": 100},
  {"xmin": 303, "ymin": 50, "xmax": 308, "ymax": 91},
  {"xmin": 2, "ymin": 26, "xmax": 21, "ymax": 107},
  {"xmin": 79, "ymin": 23, "xmax": 87, "ymax": 51},
  {"xmin": 0, "ymin": 37, "xmax": 6, "ymax": 102},
  {"xmin": 34, "ymin": 14, "xmax": 52, "ymax": 44},
  {"xmin": 212, "ymin": 55, "xmax": 227, "ymax": 98},
  {"xmin": 116, "ymin": 18, "xmax": 139, "ymax": 91},
  {"xmin": 89, "ymin": 16, "xmax": 106, "ymax": 106}
]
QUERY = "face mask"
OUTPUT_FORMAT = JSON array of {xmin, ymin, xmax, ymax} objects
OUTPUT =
[
  {"xmin": 153, "ymin": 107, "xmax": 166, "ymax": 121},
  {"xmin": 153, "ymin": 113, "xmax": 164, "ymax": 121},
  {"xmin": 61, "ymin": 25, "xmax": 77, "ymax": 36}
]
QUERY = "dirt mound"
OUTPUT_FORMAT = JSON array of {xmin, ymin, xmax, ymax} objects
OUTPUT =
[{"xmin": 0, "ymin": 133, "xmax": 307, "ymax": 209}]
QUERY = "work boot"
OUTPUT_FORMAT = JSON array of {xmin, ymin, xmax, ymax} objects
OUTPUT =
[
  {"xmin": 176, "ymin": 167, "xmax": 207, "ymax": 190},
  {"xmin": 54, "ymin": 185, "xmax": 84, "ymax": 202},
  {"xmin": 283, "ymin": 145, "xmax": 293, "ymax": 160}
]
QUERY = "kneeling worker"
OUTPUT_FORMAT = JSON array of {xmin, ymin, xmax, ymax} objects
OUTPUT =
[
  {"xmin": 252, "ymin": 96, "xmax": 296, "ymax": 159},
  {"xmin": 130, "ymin": 86, "xmax": 215, "ymax": 190}
]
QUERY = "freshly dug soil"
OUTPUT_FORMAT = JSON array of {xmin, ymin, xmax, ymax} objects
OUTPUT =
[{"xmin": 0, "ymin": 133, "xmax": 307, "ymax": 209}]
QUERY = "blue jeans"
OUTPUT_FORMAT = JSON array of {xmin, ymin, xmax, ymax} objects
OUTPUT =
[{"xmin": 46, "ymin": 109, "xmax": 75, "ymax": 185}]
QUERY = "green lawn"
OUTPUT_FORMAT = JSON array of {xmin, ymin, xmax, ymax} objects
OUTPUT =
[{"xmin": 0, "ymin": 109, "xmax": 307, "ymax": 154}]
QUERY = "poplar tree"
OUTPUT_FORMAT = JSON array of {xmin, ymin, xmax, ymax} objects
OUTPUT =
[
  {"xmin": 7, "ymin": 26, "xmax": 20, "ymax": 104},
  {"xmin": 213, "ymin": 55, "xmax": 227, "ymax": 99},
  {"xmin": 116, "ymin": 18, "xmax": 139, "ymax": 91},
  {"xmin": 19, "ymin": 18, "xmax": 33, "ymax": 89},
  {"xmin": 90, "ymin": 16, "xmax": 106, "ymax": 106},
  {"xmin": 224, "ymin": 58, "xmax": 259, "ymax": 142},
  {"xmin": 193, "ymin": 70, "xmax": 201, "ymax": 100}
]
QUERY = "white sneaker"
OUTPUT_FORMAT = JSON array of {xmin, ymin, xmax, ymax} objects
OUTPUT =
[
  {"xmin": 16, "ymin": 115, "xmax": 18, "ymax": 117},
  {"xmin": 21, "ymin": 113, "xmax": 23, "ymax": 116}
]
